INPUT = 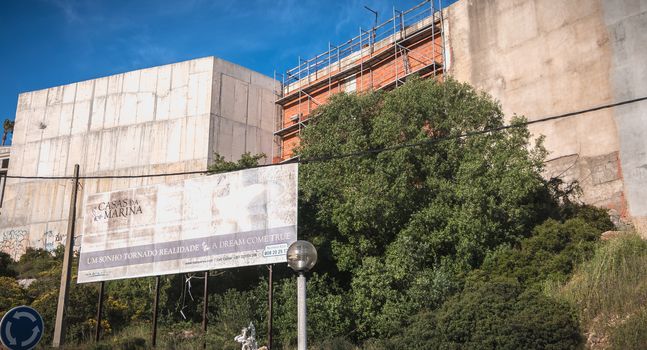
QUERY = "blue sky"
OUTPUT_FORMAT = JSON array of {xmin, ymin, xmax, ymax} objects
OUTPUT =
[{"xmin": 0, "ymin": 0, "xmax": 455, "ymax": 143}]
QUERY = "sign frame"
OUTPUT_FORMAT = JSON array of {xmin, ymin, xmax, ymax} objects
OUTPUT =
[{"xmin": 77, "ymin": 163, "xmax": 298, "ymax": 283}]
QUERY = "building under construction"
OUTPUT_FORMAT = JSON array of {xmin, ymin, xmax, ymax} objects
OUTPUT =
[
  {"xmin": 2, "ymin": 0, "xmax": 647, "ymax": 257},
  {"xmin": 272, "ymin": 0, "xmax": 647, "ymax": 234},
  {"xmin": 274, "ymin": 1, "xmax": 446, "ymax": 163}
]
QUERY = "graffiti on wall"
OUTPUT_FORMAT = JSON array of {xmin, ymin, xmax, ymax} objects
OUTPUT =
[
  {"xmin": 41, "ymin": 230, "xmax": 65, "ymax": 252},
  {"xmin": 0, "ymin": 228, "xmax": 71, "ymax": 260},
  {"xmin": 0, "ymin": 229, "xmax": 28, "ymax": 260}
]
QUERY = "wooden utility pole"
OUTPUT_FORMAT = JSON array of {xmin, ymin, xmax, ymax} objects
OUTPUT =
[{"xmin": 52, "ymin": 164, "xmax": 80, "ymax": 347}]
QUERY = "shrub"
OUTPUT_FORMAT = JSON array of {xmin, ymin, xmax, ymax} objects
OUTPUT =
[
  {"xmin": 390, "ymin": 277, "xmax": 581, "ymax": 350},
  {"xmin": 13, "ymin": 247, "xmax": 61, "ymax": 278},
  {"xmin": 89, "ymin": 336, "xmax": 147, "ymax": 350},
  {"xmin": 0, "ymin": 251, "xmax": 16, "ymax": 277},
  {"xmin": 0, "ymin": 276, "xmax": 27, "ymax": 318},
  {"xmin": 482, "ymin": 216, "xmax": 603, "ymax": 287}
]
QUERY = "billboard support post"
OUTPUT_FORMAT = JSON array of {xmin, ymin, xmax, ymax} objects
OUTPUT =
[
  {"xmin": 202, "ymin": 271, "xmax": 209, "ymax": 349},
  {"xmin": 267, "ymin": 264, "xmax": 273, "ymax": 350},
  {"xmin": 53, "ymin": 163, "xmax": 80, "ymax": 348},
  {"xmin": 152, "ymin": 275, "xmax": 161, "ymax": 347},
  {"xmin": 95, "ymin": 281, "xmax": 105, "ymax": 342}
]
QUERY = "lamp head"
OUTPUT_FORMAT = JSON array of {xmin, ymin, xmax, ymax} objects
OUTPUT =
[{"xmin": 286, "ymin": 240, "xmax": 317, "ymax": 272}]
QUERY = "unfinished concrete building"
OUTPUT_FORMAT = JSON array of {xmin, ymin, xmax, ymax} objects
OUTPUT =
[
  {"xmin": 0, "ymin": 57, "xmax": 279, "ymax": 258},
  {"xmin": 274, "ymin": 0, "xmax": 647, "ymax": 234},
  {"xmin": 2, "ymin": 0, "xmax": 646, "ymax": 259}
]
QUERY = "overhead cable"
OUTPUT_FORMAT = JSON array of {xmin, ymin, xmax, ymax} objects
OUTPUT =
[{"xmin": 4, "ymin": 95, "xmax": 646, "ymax": 180}]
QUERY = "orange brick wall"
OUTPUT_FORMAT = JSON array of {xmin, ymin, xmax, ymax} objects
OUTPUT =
[{"xmin": 276, "ymin": 31, "xmax": 443, "ymax": 161}]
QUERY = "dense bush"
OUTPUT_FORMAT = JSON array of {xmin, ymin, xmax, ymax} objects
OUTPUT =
[
  {"xmin": 0, "ymin": 276, "xmax": 28, "ymax": 318},
  {"xmin": 89, "ymin": 336, "xmax": 147, "ymax": 350},
  {"xmin": 390, "ymin": 277, "xmax": 581, "ymax": 350},
  {"xmin": 273, "ymin": 273, "xmax": 353, "ymax": 348},
  {"xmin": 0, "ymin": 251, "xmax": 16, "ymax": 277},
  {"xmin": 14, "ymin": 246, "xmax": 63, "ymax": 278},
  {"xmin": 481, "ymin": 213, "xmax": 608, "ymax": 287}
]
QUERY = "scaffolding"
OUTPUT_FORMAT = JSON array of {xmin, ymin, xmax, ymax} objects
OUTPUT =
[{"xmin": 274, "ymin": 0, "xmax": 446, "ymax": 162}]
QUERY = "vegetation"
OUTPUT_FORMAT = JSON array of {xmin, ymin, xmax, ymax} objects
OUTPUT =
[
  {"xmin": 387, "ymin": 278, "xmax": 581, "ymax": 350},
  {"xmin": 0, "ymin": 78, "xmax": 643, "ymax": 349},
  {"xmin": 2, "ymin": 118, "xmax": 14, "ymax": 146},
  {"xmin": 0, "ymin": 251, "xmax": 16, "ymax": 277},
  {"xmin": 549, "ymin": 233, "xmax": 647, "ymax": 349}
]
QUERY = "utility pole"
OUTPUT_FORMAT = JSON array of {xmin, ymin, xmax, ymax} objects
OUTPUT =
[{"xmin": 52, "ymin": 164, "xmax": 80, "ymax": 347}]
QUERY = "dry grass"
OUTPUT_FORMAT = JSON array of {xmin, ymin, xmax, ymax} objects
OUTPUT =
[{"xmin": 547, "ymin": 233, "xmax": 647, "ymax": 349}]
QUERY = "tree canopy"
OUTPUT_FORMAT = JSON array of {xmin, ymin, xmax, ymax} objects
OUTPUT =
[{"xmin": 297, "ymin": 77, "xmax": 555, "ymax": 337}]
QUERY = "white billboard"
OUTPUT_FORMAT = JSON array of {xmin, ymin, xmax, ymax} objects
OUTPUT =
[{"xmin": 77, "ymin": 164, "xmax": 298, "ymax": 283}]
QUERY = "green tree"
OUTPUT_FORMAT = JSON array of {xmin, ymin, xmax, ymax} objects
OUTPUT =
[
  {"xmin": 2, "ymin": 118, "xmax": 14, "ymax": 146},
  {"xmin": 297, "ymin": 77, "xmax": 553, "ymax": 337},
  {"xmin": 207, "ymin": 152, "xmax": 266, "ymax": 174},
  {"xmin": 273, "ymin": 273, "xmax": 353, "ymax": 348}
]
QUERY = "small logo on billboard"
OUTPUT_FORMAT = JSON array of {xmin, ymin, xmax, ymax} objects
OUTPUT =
[
  {"xmin": 91, "ymin": 199, "xmax": 143, "ymax": 222},
  {"xmin": 262, "ymin": 244, "xmax": 288, "ymax": 257}
]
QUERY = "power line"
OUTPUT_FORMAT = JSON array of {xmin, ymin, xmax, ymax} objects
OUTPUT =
[{"xmin": 4, "ymin": 95, "xmax": 647, "ymax": 180}]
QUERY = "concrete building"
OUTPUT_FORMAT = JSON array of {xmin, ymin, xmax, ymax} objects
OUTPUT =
[
  {"xmin": 273, "ymin": 0, "xmax": 647, "ymax": 234},
  {"xmin": 2, "ymin": 0, "xmax": 646, "ymax": 259},
  {"xmin": 0, "ymin": 56, "xmax": 279, "ymax": 258}
]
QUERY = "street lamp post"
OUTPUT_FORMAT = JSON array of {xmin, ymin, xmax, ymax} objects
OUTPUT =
[{"xmin": 286, "ymin": 241, "xmax": 318, "ymax": 350}]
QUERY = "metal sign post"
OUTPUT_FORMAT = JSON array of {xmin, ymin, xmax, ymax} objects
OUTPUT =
[
  {"xmin": 202, "ymin": 271, "xmax": 209, "ymax": 349},
  {"xmin": 267, "ymin": 264, "xmax": 273, "ymax": 350}
]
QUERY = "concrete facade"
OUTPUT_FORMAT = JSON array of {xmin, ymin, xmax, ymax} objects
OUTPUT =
[
  {"xmin": 273, "ymin": 0, "xmax": 647, "ymax": 233},
  {"xmin": 445, "ymin": 0, "xmax": 647, "ymax": 233},
  {"xmin": 0, "ymin": 56, "xmax": 279, "ymax": 259}
]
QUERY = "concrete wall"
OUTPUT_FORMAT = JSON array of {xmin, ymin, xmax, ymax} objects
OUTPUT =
[
  {"xmin": 209, "ymin": 58, "xmax": 278, "ymax": 163},
  {"xmin": 602, "ymin": 0, "xmax": 647, "ymax": 233},
  {"xmin": 0, "ymin": 57, "xmax": 278, "ymax": 259},
  {"xmin": 446, "ymin": 0, "xmax": 647, "ymax": 232}
]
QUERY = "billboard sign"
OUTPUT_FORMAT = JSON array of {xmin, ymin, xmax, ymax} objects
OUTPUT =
[{"xmin": 77, "ymin": 164, "xmax": 298, "ymax": 283}]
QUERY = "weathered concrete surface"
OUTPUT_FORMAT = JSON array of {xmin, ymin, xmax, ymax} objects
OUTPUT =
[
  {"xmin": 602, "ymin": 0, "xmax": 647, "ymax": 235},
  {"xmin": 1, "ymin": 57, "xmax": 279, "ymax": 258},
  {"xmin": 446, "ymin": 0, "xmax": 647, "ymax": 235}
]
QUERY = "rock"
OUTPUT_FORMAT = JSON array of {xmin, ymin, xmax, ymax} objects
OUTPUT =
[
  {"xmin": 181, "ymin": 330, "xmax": 196, "ymax": 339},
  {"xmin": 600, "ymin": 230, "xmax": 623, "ymax": 241},
  {"xmin": 17, "ymin": 278, "xmax": 37, "ymax": 288}
]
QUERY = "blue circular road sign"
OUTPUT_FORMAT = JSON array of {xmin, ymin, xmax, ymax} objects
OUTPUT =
[{"xmin": 0, "ymin": 306, "xmax": 44, "ymax": 350}]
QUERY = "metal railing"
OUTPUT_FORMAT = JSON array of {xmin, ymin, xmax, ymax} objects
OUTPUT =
[{"xmin": 279, "ymin": 0, "xmax": 442, "ymax": 94}]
